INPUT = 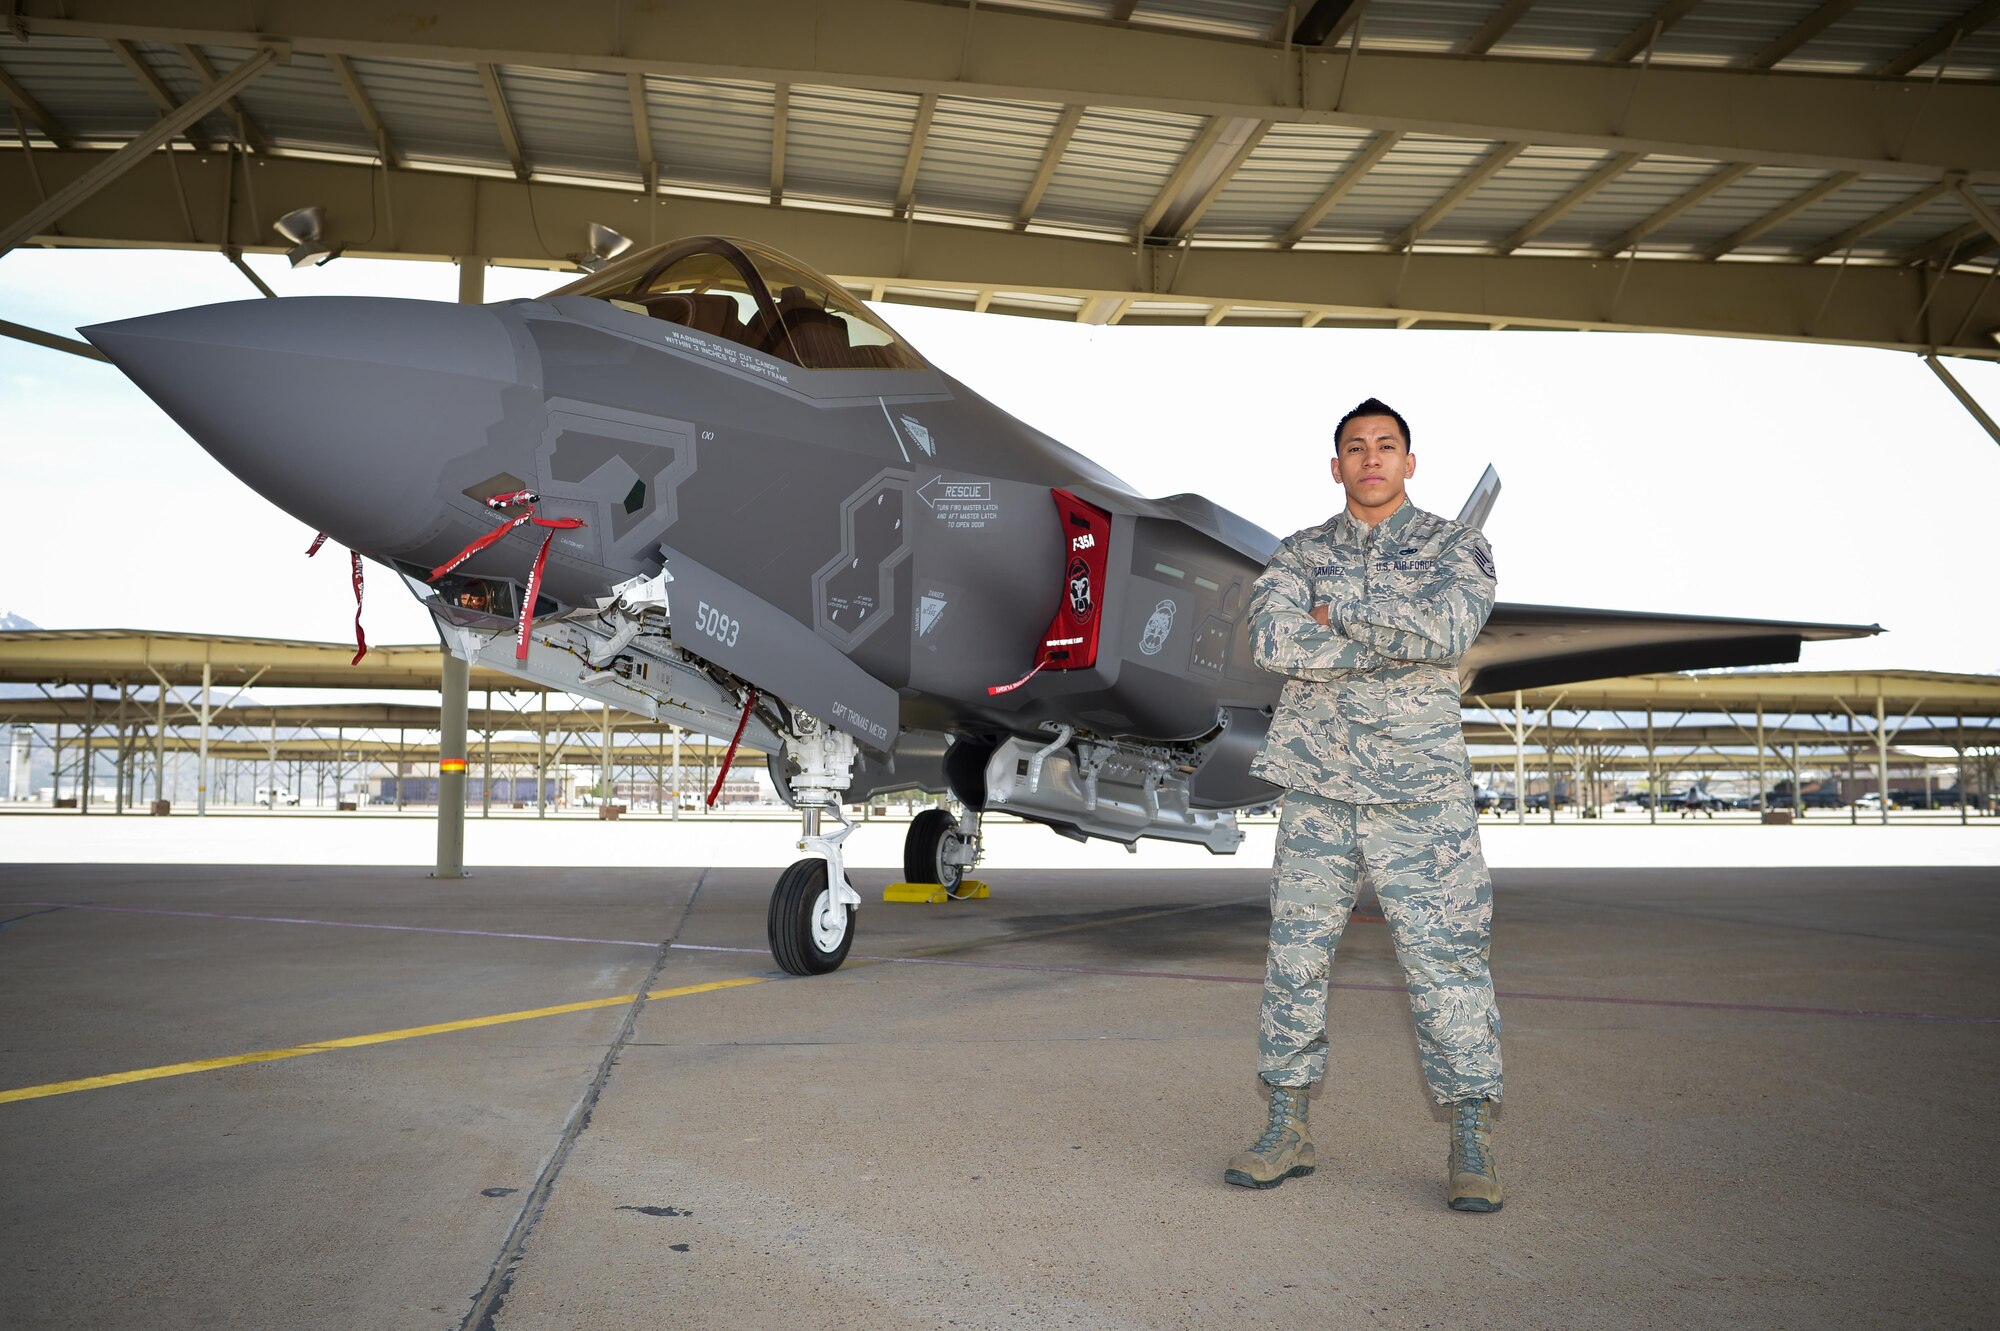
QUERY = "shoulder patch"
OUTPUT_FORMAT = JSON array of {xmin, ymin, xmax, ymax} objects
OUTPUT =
[{"xmin": 1472, "ymin": 545, "xmax": 1496, "ymax": 580}]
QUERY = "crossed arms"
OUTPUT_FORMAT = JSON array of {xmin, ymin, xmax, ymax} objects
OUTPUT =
[{"xmin": 1247, "ymin": 531, "xmax": 1497, "ymax": 681}]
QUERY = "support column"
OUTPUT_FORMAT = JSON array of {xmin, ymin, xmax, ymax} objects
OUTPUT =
[
  {"xmin": 536, "ymin": 693, "xmax": 548, "ymax": 818},
  {"xmin": 435, "ymin": 650, "xmax": 470, "ymax": 878},
  {"xmin": 396, "ymin": 728, "xmax": 406, "ymax": 811},
  {"xmin": 1755, "ymin": 703, "xmax": 1766, "ymax": 820},
  {"xmin": 671, "ymin": 727, "xmax": 682, "ymax": 822},
  {"xmin": 1958, "ymin": 713, "xmax": 1968, "ymax": 827},
  {"xmin": 81, "ymin": 687, "xmax": 95, "ymax": 814},
  {"xmin": 153, "ymin": 685, "xmax": 167, "ymax": 803},
  {"xmin": 1800, "ymin": 735, "xmax": 1816, "ymax": 819},
  {"xmin": 482, "ymin": 689, "xmax": 494, "ymax": 819},
  {"xmin": 458, "ymin": 256, "xmax": 485, "ymax": 305},
  {"xmin": 1646, "ymin": 706, "xmax": 1656, "ymax": 826},
  {"xmin": 1847, "ymin": 736, "xmax": 1857, "ymax": 824},
  {"xmin": 197, "ymin": 662, "xmax": 212, "ymax": 816},
  {"xmin": 600, "ymin": 707, "xmax": 615, "ymax": 810},
  {"xmin": 113, "ymin": 682, "xmax": 129, "ymax": 815},
  {"xmin": 267, "ymin": 709, "xmax": 279, "ymax": 811},
  {"xmin": 1513, "ymin": 691, "xmax": 1525, "ymax": 826},
  {"xmin": 1876, "ymin": 693, "xmax": 1889, "ymax": 825}
]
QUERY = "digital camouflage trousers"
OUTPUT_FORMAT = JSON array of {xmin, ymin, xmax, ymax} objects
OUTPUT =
[{"xmin": 1257, "ymin": 791, "xmax": 1503, "ymax": 1104}]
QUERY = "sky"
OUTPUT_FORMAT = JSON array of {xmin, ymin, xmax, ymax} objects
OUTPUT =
[{"xmin": 4, "ymin": 244, "xmax": 1999, "ymax": 682}]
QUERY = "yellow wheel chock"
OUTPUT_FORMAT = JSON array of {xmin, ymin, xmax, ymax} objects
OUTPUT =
[{"xmin": 883, "ymin": 880, "xmax": 990, "ymax": 904}]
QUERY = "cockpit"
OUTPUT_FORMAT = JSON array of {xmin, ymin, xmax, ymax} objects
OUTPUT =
[{"xmin": 550, "ymin": 236, "xmax": 926, "ymax": 372}]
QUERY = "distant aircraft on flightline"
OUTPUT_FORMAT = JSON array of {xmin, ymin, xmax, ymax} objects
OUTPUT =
[{"xmin": 84, "ymin": 236, "xmax": 1877, "ymax": 975}]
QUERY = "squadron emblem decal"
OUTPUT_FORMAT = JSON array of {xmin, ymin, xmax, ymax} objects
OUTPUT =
[
  {"xmin": 1066, "ymin": 556, "xmax": 1094, "ymax": 618},
  {"xmin": 1140, "ymin": 599, "xmax": 1176, "ymax": 655}
]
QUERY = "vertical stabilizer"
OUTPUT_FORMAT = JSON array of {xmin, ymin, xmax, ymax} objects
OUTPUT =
[{"xmin": 1455, "ymin": 465, "xmax": 1502, "ymax": 531}]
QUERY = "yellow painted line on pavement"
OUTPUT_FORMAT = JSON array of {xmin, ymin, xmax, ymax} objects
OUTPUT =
[{"xmin": 0, "ymin": 975, "xmax": 766, "ymax": 1106}]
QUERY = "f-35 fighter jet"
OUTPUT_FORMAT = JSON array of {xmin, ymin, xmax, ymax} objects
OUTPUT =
[{"xmin": 84, "ymin": 236, "xmax": 1875, "ymax": 974}]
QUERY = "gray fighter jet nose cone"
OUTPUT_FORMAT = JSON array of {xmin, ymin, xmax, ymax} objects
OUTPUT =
[{"xmin": 85, "ymin": 296, "xmax": 528, "ymax": 554}]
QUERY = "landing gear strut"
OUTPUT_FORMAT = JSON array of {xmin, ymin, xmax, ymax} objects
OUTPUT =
[
  {"xmin": 904, "ymin": 805, "xmax": 982, "ymax": 895},
  {"xmin": 766, "ymin": 715, "xmax": 863, "ymax": 975}
]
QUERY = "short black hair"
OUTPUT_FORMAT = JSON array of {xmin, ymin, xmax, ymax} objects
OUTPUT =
[{"xmin": 1336, "ymin": 397, "xmax": 1411, "ymax": 450}]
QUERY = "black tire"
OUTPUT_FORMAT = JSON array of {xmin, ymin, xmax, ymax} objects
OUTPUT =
[
  {"xmin": 767, "ymin": 857, "xmax": 854, "ymax": 975},
  {"xmin": 904, "ymin": 808, "xmax": 964, "ymax": 889}
]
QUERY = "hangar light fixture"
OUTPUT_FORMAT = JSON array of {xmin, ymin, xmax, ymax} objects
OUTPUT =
[
  {"xmin": 273, "ymin": 205, "xmax": 341, "ymax": 268},
  {"xmin": 576, "ymin": 222, "xmax": 633, "ymax": 272}
]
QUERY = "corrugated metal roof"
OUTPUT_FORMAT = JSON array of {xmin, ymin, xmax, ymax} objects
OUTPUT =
[
  {"xmin": 1787, "ymin": 1, "xmax": 2000, "ymax": 78},
  {"xmin": 1, "ymin": 0, "xmax": 1993, "ymax": 301},
  {"xmin": 225, "ymin": 50, "xmax": 379, "ymax": 159},
  {"xmin": 1424, "ymin": 144, "xmax": 1609, "ymax": 245},
  {"xmin": 1538, "ymin": 155, "xmax": 1720, "ymax": 251},
  {"xmin": 1201, "ymin": 122, "xmax": 1377, "ymax": 239},
  {"xmin": 1038, "ymin": 105, "xmax": 1207, "ymax": 234},
  {"xmin": 1491, "ymin": 0, "xmax": 1664, "ymax": 59},
  {"xmin": 645, "ymin": 76, "xmax": 776, "ymax": 197},
  {"xmin": 915, "ymin": 95, "xmax": 1066, "ymax": 219},
  {"xmin": 0, "ymin": 35, "xmax": 159, "ymax": 143},
  {"xmin": 1306, "ymin": 133, "xmax": 1493, "ymax": 244},
  {"xmin": 348, "ymin": 56, "xmax": 507, "ymax": 174},
  {"xmin": 496, "ymin": 65, "xmax": 635, "ymax": 185},
  {"xmin": 783, "ymin": 84, "xmax": 923, "ymax": 208}
]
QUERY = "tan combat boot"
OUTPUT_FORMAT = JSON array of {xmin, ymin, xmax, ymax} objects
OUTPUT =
[
  {"xmin": 1224, "ymin": 1083, "xmax": 1316, "ymax": 1190},
  {"xmin": 1447, "ymin": 1097, "xmax": 1503, "ymax": 1212}
]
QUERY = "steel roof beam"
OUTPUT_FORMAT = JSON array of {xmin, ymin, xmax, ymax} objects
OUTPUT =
[
  {"xmin": 1896, "ymin": 220, "xmax": 1993, "ymax": 267},
  {"xmin": 0, "ymin": 315, "xmax": 107, "ymax": 360},
  {"xmin": 15, "ymin": 2, "xmax": 2000, "ymax": 182},
  {"xmin": 1392, "ymin": 141, "xmax": 1523, "ymax": 251},
  {"xmin": 105, "ymin": 37, "xmax": 222, "ymax": 154},
  {"xmin": 1281, "ymin": 129, "xmax": 1400, "ymax": 247},
  {"xmin": 476, "ymin": 63, "xmax": 529, "ymax": 180},
  {"xmin": 1742, "ymin": 0, "xmax": 1860, "ymax": 70},
  {"xmin": 1289, "ymin": 0, "xmax": 1366, "ymax": 48},
  {"xmin": 1924, "ymin": 355, "xmax": 2000, "ymax": 447},
  {"xmin": 1499, "ymin": 150, "xmax": 1642, "ymax": 253},
  {"xmin": 1799, "ymin": 178, "xmax": 1955, "ymax": 263},
  {"xmin": 0, "ymin": 47, "xmax": 277, "ymax": 257},
  {"xmin": 326, "ymin": 53, "xmax": 398, "ymax": 168},
  {"xmin": 15, "ymin": 149, "xmax": 1993, "ymax": 359},
  {"xmin": 895, "ymin": 91, "xmax": 937, "ymax": 219},
  {"xmin": 1015, "ymin": 104, "xmax": 1082, "ymax": 230},
  {"xmin": 1875, "ymin": 0, "xmax": 2000, "ymax": 79},
  {"xmin": 1607, "ymin": 0, "xmax": 1703, "ymax": 64},
  {"xmin": 1137, "ymin": 115, "xmax": 1225, "ymax": 240},
  {"xmin": 1160, "ymin": 117, "xmax": 1269, "ymax": 239},
  {"xmin": 175, "ymin": 43, "xmax": 268, "ymax": 152},
  {"xmin": 0, "ymin": 65, "xmax": 72, "ymax": 149},
  {"xmin": 1462, "ymin": 0, "xmax": 1537, "ymax": 56},
  {"xmin": 1952, "ymin": 179, "xmax": 2000, "ymax": 246},
  {"xmin": 1703, "ymin": 170, "xmax": 1858, "ymax": 259},
  {"xmin": 770, "ymin": 84, "xmax": 788, "ymax": 204},
  {"xmin": 627, "ymin": 72, "xmax": 655, "ymax": 189}
]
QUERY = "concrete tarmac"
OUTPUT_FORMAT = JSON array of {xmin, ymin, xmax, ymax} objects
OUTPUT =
[{"xmin": 2, "ymin": 861, "xmax": 1996, "ymax": 1329}]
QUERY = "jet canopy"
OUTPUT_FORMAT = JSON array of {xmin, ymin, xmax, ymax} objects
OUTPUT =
[{"xmin": 551, "ymin": 236, "xmax": 926, "ymax": 372}]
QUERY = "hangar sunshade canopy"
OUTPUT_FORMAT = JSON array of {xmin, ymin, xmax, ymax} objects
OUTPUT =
[{"xmin": 3, "ymin": 0, "xmax": 2000, "ymax": 359}]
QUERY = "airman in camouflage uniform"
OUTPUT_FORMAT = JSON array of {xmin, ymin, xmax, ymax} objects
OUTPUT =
[{"xmin": 1224, "ymin": 398, "xmax": 1504, "ymax": 1212}]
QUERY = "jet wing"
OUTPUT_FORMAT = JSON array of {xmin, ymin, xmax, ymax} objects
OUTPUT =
[{"xmin": 1461, "ymin": 605, "xmax": 1881, "ymax": 697}]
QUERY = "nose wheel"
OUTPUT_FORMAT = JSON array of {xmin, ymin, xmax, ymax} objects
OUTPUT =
[{"xmin": 767, "ymin": 857, "xmax": 854, "ymax": 975}]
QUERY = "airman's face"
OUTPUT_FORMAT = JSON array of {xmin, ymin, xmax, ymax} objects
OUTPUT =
[{"xmin": 1332, "ymin": 414, "xmax": 1415, "ymax": 517}]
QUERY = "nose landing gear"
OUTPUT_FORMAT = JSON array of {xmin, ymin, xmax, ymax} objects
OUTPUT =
[{"xmin": 766, "ymin": 715, "xmax": 864, "ymax": 975}]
